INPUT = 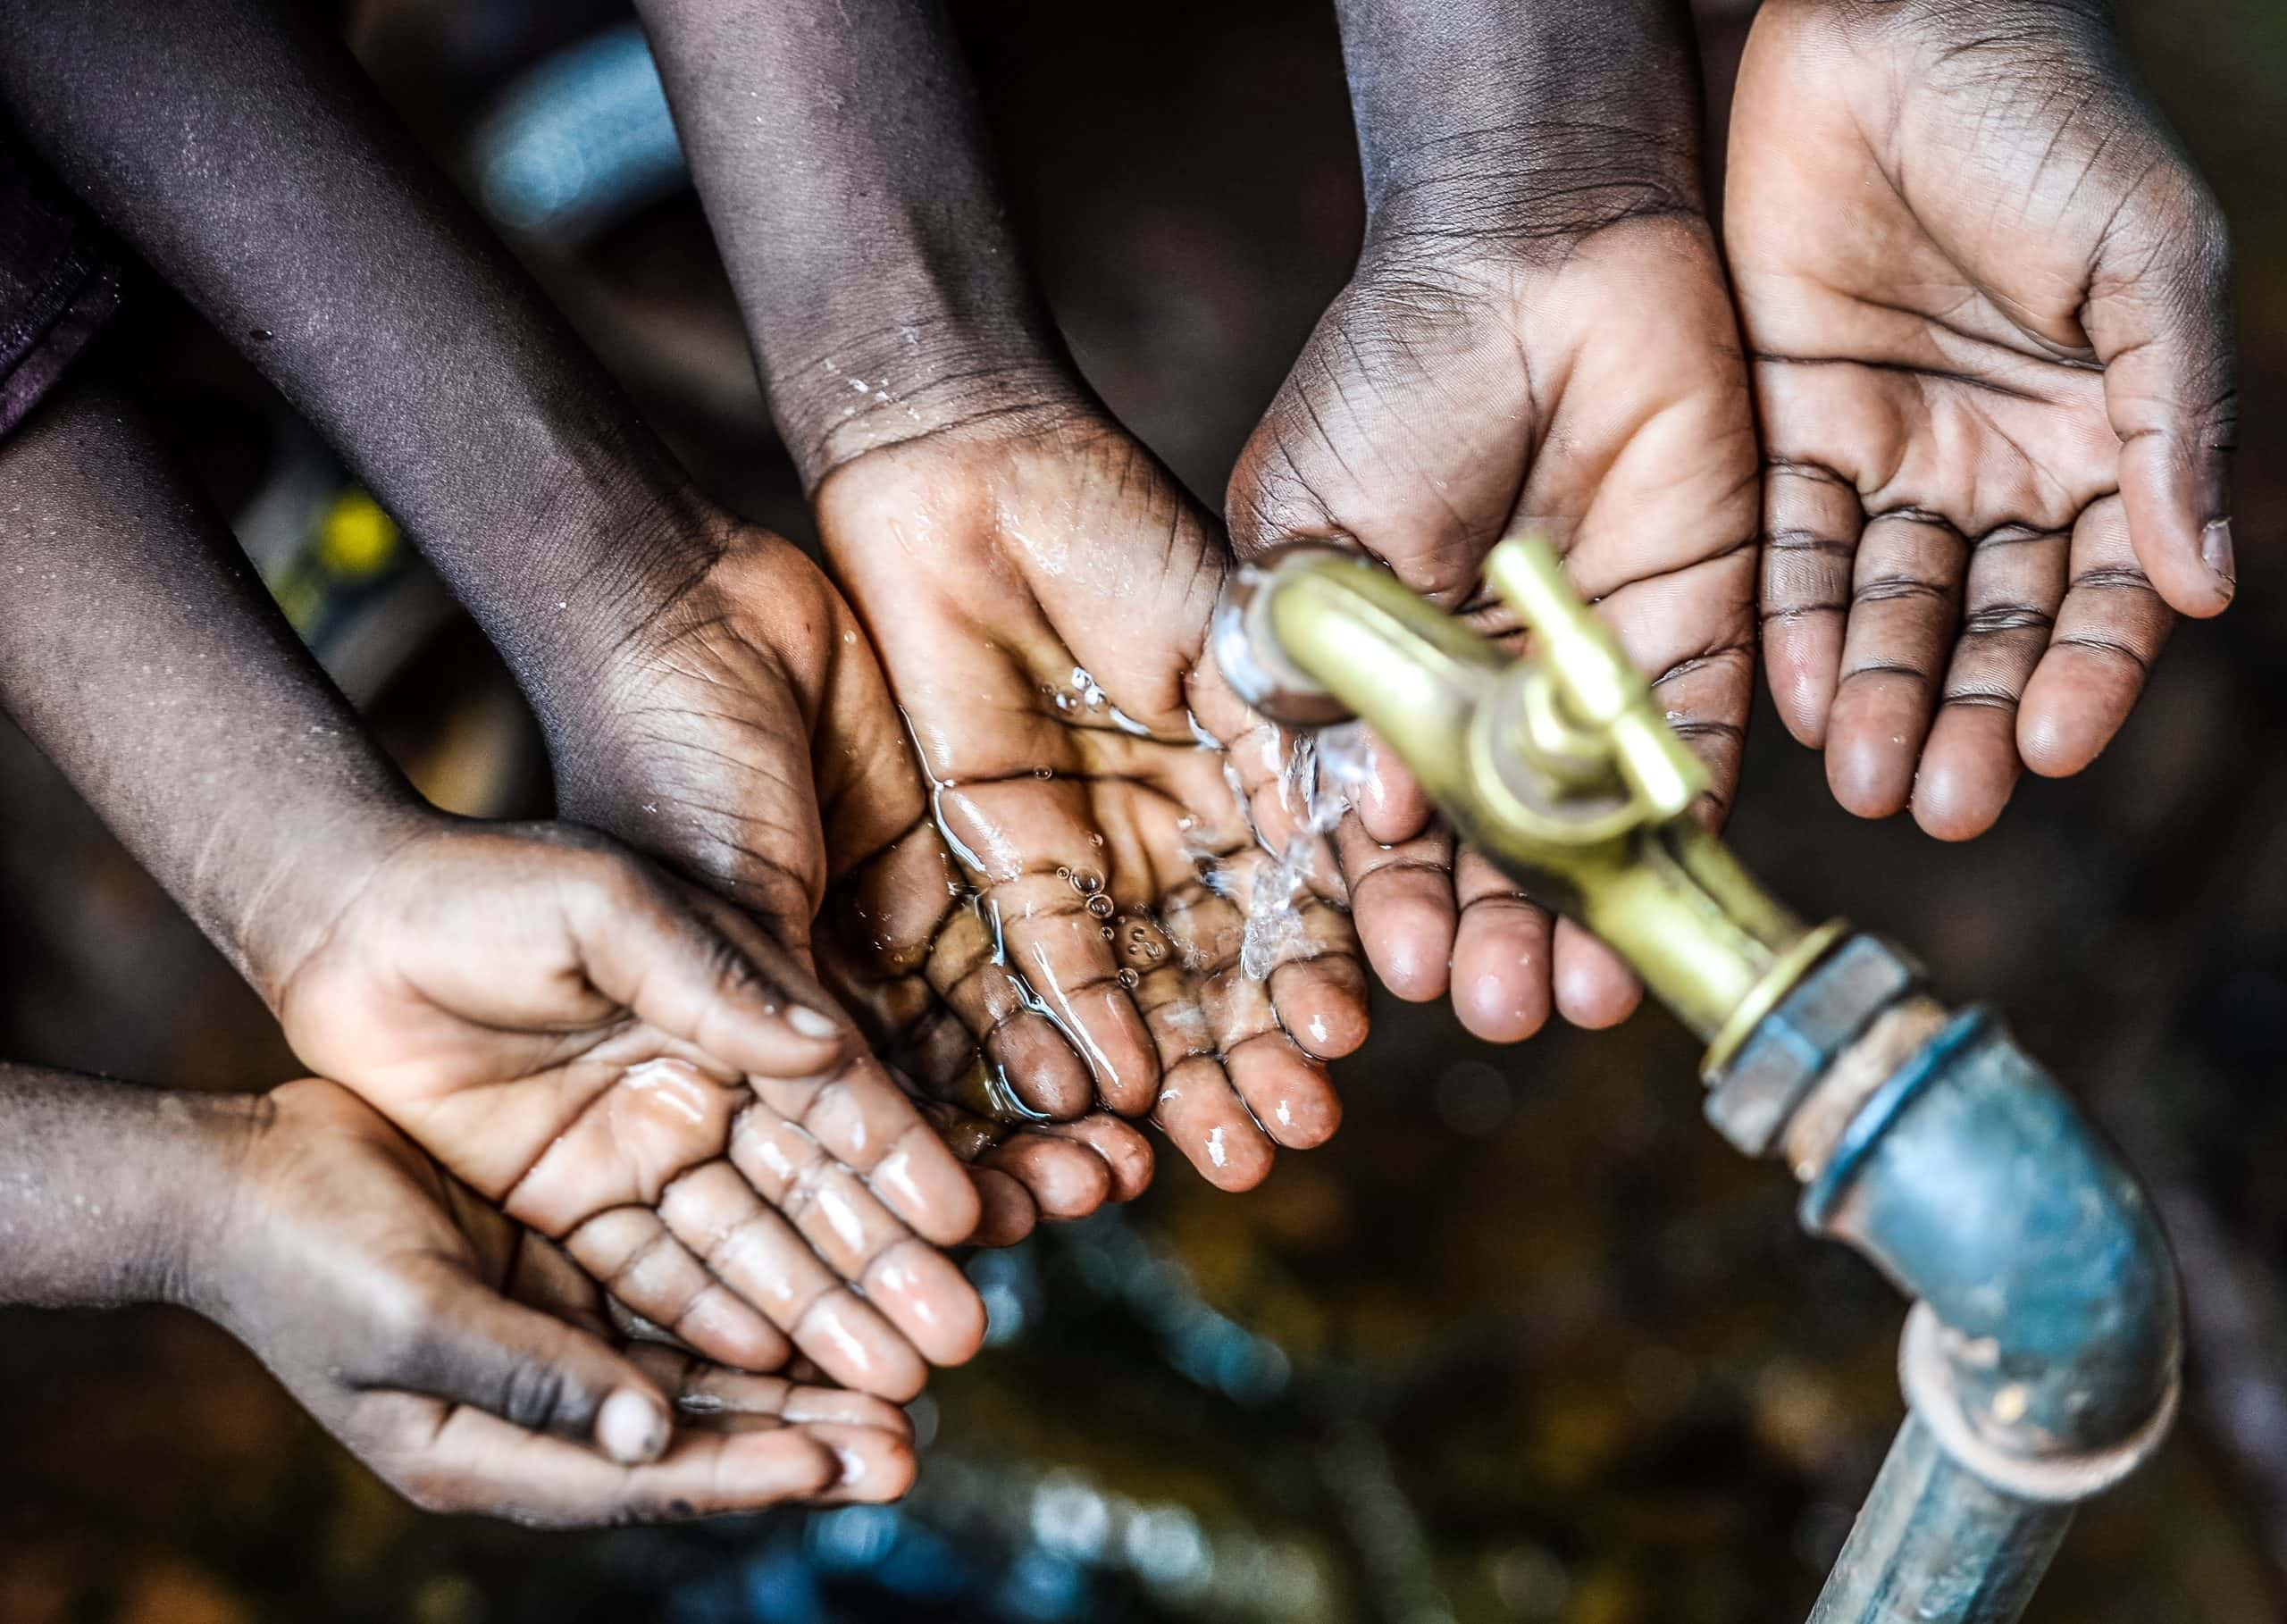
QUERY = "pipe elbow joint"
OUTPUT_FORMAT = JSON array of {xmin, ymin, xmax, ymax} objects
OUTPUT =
[{"xmin": 1802, "ymin": 1009, "xmax": 2182, "ymax": 1499}]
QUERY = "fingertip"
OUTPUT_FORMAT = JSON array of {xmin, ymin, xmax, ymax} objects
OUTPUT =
[
  {"xmin": 967, "ymin": 1167, "xmax": 1038, "ymax": 1248},
  {"xmin": 1454, "ymin": 968, "xmax": 1552, "ymax": 1045},
  {"xmin": 597, "ymin": 1385, "xmax": 672, "ymax": 1466},
  {"xmin": 1269, "ymin": 955, "xmax": 1370, "ymax": 1058},
  {"xmin": 1552, "ymin": 929, "xmax": 1640, "ymax": 1031},
  {"xmin": 1354, "ymin": 892, "xmax": 1453, "ymax": 1003},
  {"xmin": 1824, "ymin": 732, "xmax": 1915, "ymax": 821}
]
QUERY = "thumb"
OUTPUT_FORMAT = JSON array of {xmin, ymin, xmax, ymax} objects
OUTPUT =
[
  {"xmin": 391, "ymin": 1267, "xmax": 675, "ymax": 1466},
  {"xmin": 566, "ymin": 855, "xmax": 854, "ymax": 1079},
  {"xmin": 2087, "ymin": 158, "xmax": 2237, "ymax": 618}
]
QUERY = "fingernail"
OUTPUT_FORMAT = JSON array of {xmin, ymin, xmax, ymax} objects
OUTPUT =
[
  {"xmin": 788, "ymin": 1005, "xmax": 842, "ymax": 1040},
  {"xmin": 598, "ymin": 1388, "xmax": 669, "ymax": 1464},
  {"xmin": 2202, "ymin": 517, "xmax": 2235, "ymax": 592}
]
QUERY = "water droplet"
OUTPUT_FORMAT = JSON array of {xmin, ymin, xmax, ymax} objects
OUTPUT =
[
  {"xmin": 1100, "ymin": 925, "xmax": 1115, "ymax": 941},
  {"xmin": 1117, "ymin": 967, "xmax": 1140, "ymax": 990},
  {"xmin": 1070, "ymin": 869, "xmax": 1103, "ymax": 895},
  {"xmin": 1056, "ymin": 866, "xmax": 1071, "ymax": 882},
  {"xmin": 1033, "ymin": 766, "xmax": 1053, "ymax": 780},
  {"xmin": 1087, "ymin": 832, "xmax": 1104, "ymax": 847},
  {"xmin": 1085, "ymin": 893, "xmax": 1116, "ymax": 919}
]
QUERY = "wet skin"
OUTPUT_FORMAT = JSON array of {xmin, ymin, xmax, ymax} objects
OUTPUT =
[
  {"xmin": 638, "ymin": 0, "xmax": 1372, "ymax": 1189},
  {"xmin": 0, "ymin": 378, "xmax": 991, "ymax": 1400},
  {"xmin": 0, "ymin": 0, "xmax": 1143, "ymax": 1238},
  {"xmin": 1227, "ymin": 0, "xmax": 1760, "ymax": 1043},
  {"xmin": 0, "ymin": 1067, "xmax": 915, "ymax": 1523},
  {"xmin": 1728, "ymin": 0, "xmax": 2235, "ymax": 839}
]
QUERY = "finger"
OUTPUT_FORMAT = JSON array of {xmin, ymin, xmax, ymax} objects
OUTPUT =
[
  {"xmin": 564, "ymin": 1207, "xmax": 791, "ymax": 1371},
  {"xmin": 722, "ymin": 1107, "xmax": 985, "ymax": 1364},
  {"xmin": 918, "ymin": 900, "xmax": 1099, "ymax": 1120},
  {"xmin": 2019, "ymin": 496, "xmax": 2172, "ymax": 778},
  {"xmin": 984, "ymin": 866, "xmax": 1161, "ymax": 1117},
  {"xmin": 1333, "ymin": 813, "xmax": 1457, "ymax": 1003},
  {"xmin": 746, "ymin": 1050, "xmax": 981, "ymax": 1249},
  {"xmin": 980, "ymin": 1129, "xmax": 1112, "ymax": 1219},
  {"xmin": 968, "ymin": 1167, "xmax": 1039, "ymax": 1248},
  {"xmin": 385, "ymin": 1261, "xmax": 673, "ymax": 1466},
  {"xmin": 1551, "ymin": 917, "xmax": 1641, "ymax": 1030},
  {"xmin": 381, "ymin": 1396, "xmax": 840, "ymax": 1525},
  {"xmin": 2087, "ymin": 172, "xmax": 2236, "ymax": 616},
  {"xmin": 1825, "ymin": 510, "xmax": 1968, "ymax": 818},
  {"xmin": 1031, "ymin": 1110, "xmax": 1154, "ymax": 1202},
  {"xmin": 1224, "ymin": 1029, "xmax": 1342, "ymax": 1151},
  {"xmin": 1759, "ymin": 461, "xmax": 1865, "ymax": 747},
  {"xmin": 570, "ymin": 858, "xmax": 851, "ymax": 1079},
  {"xmin": 1447, "ymin": 850, "xmax": 1554, "ymax": 1044},
  {"xmin": 1910, "ymin": 523, "xmax": 2070, "ymax": 841},
  {"xmin": 654, "ymin": 1159, "xmax": 937, "ymax": 1398}
]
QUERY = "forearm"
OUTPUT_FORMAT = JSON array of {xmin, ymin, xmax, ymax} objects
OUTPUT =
[
  {"xmin": 0, "ymin": 368, "xmax": 428, "ymax": 995},
  {"xmin": 1333, "ymin": 0, "xmax": 1707, "ymax": 250},
  {"xmin": 0, "ymin": 0, "xmax": 715, "ymax": 707},
  {"xmin": 0, "ymin": 1064, "xmax": 251, "ymax": 1310},
  {"xmin": 635, "ymin": 0, "xmax": 1072, "ymax": 486}
]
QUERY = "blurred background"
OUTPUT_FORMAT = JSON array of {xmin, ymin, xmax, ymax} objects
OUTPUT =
[{"xmin": 3, "ymin": 1, "xmax": 2284, "ymax": 1620}]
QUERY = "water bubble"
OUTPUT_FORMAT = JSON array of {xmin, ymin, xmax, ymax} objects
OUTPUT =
[
  {"xmin": 1101, "ymin": 925, "xmax": 1116, "ymax": 941},
  {"xmin": 1117, "ymin": 968, "xmax": 1140, "ymax": 990},
  {"xmin": 1088, "ymin": 832, "xmax": 1104, "ymax": 847},
  {"xmin": 1033, "ymin": 766, "xmax": 1054, "ymax": 780},
  {"xmin": 1085, "ymin": 893, "xmax": 1116, "ymax": 919},
  {"xmin": 1056, "ymin": 866, "xmax": 1072, "ymax": 882},
  {"xmin": 1069, "ymin": 868, "xmax": 1103, "ymax": 895}
]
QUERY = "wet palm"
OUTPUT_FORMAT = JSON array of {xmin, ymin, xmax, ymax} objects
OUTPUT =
[
  {"xmin": 1227, "ymin": 214, "xmax": 1760, "ymax": 1041},
  {"xmin": 216, "ymin": 1079, "xmax": 918, "ymax": 1521},
  {"xmin": 813, "ymin": 410, "xmax": 1372, "ymax": 1191},
  {"xmin": 550, "ymin": 523, "xmax": 1154, "ymax": 1235},
  {"xmin": 274, "ymin": 819, "xmax": 986, "ymax": 1401},
  {"xmin": 1729, "ymin": 0, "xmax": 2235, "ymax": 840}
]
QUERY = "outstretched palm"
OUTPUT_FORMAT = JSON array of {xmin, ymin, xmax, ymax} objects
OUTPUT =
[
  {"xmin": 1728, "ymin": 0, "xmax": 2234, "ymax": 839},
  {"xmin": 1228, "ymin": 203, "xmax": 1761, "ymax": 1041},
  {"xmin": 815, "ymin": 407, "xmax": 1372, "ymax": 1192},
  {"xmin": 550, "ymin": 522, "xmax": 1155, "ymax": 1236}
]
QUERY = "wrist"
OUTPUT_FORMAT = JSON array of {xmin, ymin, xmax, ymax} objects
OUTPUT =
[
  {"xmin": 761, "ymin": 307, "xmax": 1085, "ymax": 492},
  {"xmin": 234, "ymin": 798, "xmax": 445, "ymax": 1013},
  {"xmin": 158, "ymin": 1091, "xmax": 271, "ymax": 1319}
]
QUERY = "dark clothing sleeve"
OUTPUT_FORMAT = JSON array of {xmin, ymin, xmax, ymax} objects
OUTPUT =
[{"xmin": 0, "ymin": 127, "xmax": 118, "ymax": 439}]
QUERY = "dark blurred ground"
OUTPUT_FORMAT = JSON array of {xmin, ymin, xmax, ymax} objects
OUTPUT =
[{"xmin": 4, "ymin": 3, "xmax": 2285, "ymax": 1621}]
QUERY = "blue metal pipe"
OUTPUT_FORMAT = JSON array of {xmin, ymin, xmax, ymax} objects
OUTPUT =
[
  {"xmin": 1774, "ymin": 992, "xmax": 2182, "ymax": 1623},
  {"xmin": 1806, "ymin": 1415, "xmax": 2071, "ymax": 1624}
]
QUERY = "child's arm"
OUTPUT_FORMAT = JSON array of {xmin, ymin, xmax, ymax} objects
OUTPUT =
[
  {"xmin": 0, "ymin": 369, "xmax": 985, "ymax": 1397},
  {"xmin": 0, "ymin": 1067, "xmax": 915, "ymax": 1519}
]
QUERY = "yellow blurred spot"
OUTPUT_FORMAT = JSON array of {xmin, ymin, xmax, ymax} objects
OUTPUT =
[{"xmin": 317, "ymin": 489, "xmax": 399, "ymax": 578}]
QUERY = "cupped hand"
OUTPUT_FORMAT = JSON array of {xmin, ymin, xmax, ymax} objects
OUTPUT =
[
  {"xmin": 1227, "ymin": 151, "xmax": 1761, "ymax": 1042},
  {"xmin": 1728, "ymin": 0, "xmax": 2233, "ymax": 839},
  {"xmin": 193, "ymin": 1079, "xmax": 916, "ymax": 1523},
  {"xmin": 546, "ymin": 519, "xmax": 1156, "ymax": 1238},
  {"xmin": 272, "ymin": 816, "xmax": 984, "ymax": 1400},
  {"xmin": 810, "ymin": 406, "xmax": 1373, "ymax": 1191}
]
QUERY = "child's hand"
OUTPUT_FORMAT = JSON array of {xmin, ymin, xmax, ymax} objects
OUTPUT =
[
  {"xmin": 811, "ymin": 413, "xmax": 1372, "ymax": 1192},
  {"xmin": 193, "ymin": 1079, "xmax": 915, "ymax": 1522},
  {"xmin": 1728, "ymin": 0, "xmax": 2233, "ymax": 838},
  {"xmin": 270, "ymin": 816, "xmax": 984, "ymax": 1401},
  {"xmin": 1227, "ymin": 139, "xmax": 1757, "ymax": 1042},
  {"xmin": 543, "ymin": 522, "xmax": 1158, "ymax": 1225}
]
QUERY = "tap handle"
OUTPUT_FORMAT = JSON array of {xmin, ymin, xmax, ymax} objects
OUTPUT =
[{"xmin": 1485, "ymin": 533, "xmax": 1708, "ymax": 821}]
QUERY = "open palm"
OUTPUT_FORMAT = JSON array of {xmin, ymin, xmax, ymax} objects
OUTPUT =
[
  {"xmin": 1229, "ymin": 207, "xmax": 1760, "ymax": 1041},
  {"xmin": 815, "ymin": 409, "xmax": 1372, "ymax": 1192},
  {"xmin": 1728, "ymin": 0, "xmax": 2235, "ymax": 839},
  {"xmin": 549, "ymin": 522, "xmax": 1156, "ymax": 1238}
]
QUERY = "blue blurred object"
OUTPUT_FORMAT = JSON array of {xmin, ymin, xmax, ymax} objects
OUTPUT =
[{"xmin": 469, "ymin": 21, "xmax": 686, "ymax": 239}]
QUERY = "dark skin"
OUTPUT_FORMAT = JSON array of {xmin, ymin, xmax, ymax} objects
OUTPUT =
[
  {"xmin": 0, "ymin": 1067, "xmax": 917, "ymax": 1521},
  {"xmin": 0, "ymin": 0, "xmax": 1147, "ymax": 1236},
  {"xmin": 1226, "ymin": 0, "xmax": 1759, "ymax": 1043},
  {"xmin": 635, "ymin": 0, "xmax": 1373, "ymax": 1191},
  {"xmin": 1727, "ymin": 0, "xmax": 2234, "ymax": 840},
  {"xmin": 0, "ymin": 373, "xmax": 990, "ymax": 1399}
]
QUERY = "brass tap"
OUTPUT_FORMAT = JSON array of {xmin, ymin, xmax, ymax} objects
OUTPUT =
[{"xmin": 1215, "ymin": 533, "xmax": 1843, "ymax": 1072}]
